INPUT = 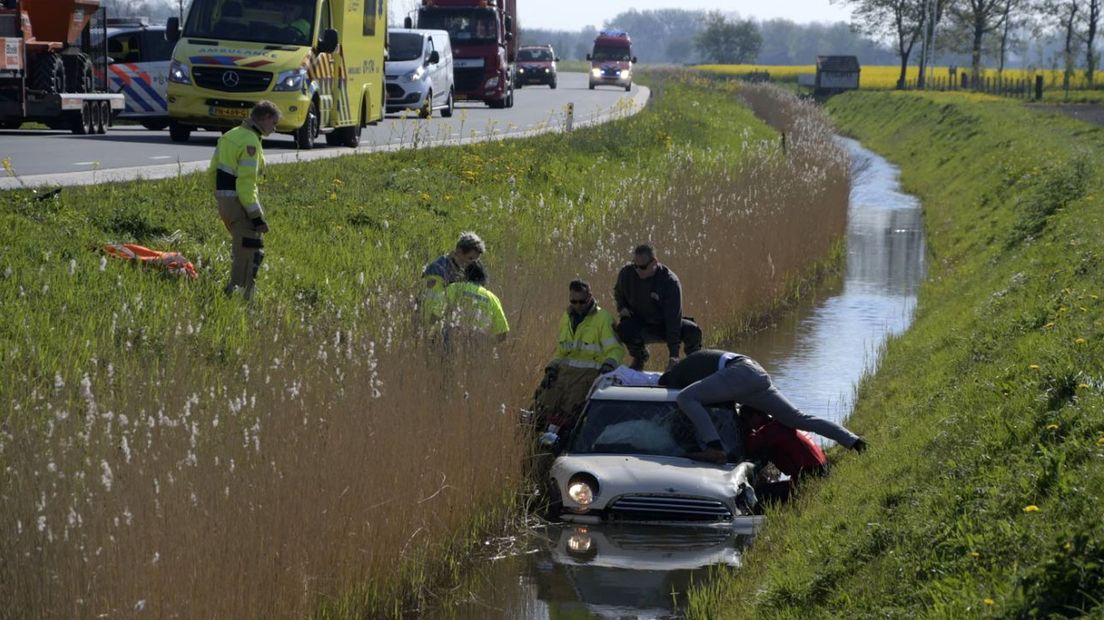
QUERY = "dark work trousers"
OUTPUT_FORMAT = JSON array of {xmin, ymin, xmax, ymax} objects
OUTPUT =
[
  {"xmin": 676, "ymin": 357, "xmax": 860, "ymax": 449},
  {"xmin": 615, "ymin": 316, "xmax": 702, "ymax": 366}
]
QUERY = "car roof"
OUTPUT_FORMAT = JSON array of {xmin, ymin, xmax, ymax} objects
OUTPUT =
[
  {"xmin": 520, "ymin": 44, "xmax": 553, "ymax": 49},
  {"xmin": 589, "ymin": 385, "xmax": 678, "ymax": 402}
]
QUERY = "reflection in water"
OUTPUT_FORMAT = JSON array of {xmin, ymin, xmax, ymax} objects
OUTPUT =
[{"xmin": 425, "ymin": 139, "xmax": 926, "ymax": 619}]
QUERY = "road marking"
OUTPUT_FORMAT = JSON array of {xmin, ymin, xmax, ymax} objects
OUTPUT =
[
  {"xmin": 73, "ymin": 161, "xmax": 99, "ymax": 166},
  {"xmin": 149, "ymin": 156, "xmax": 173, "ymax": 160}
]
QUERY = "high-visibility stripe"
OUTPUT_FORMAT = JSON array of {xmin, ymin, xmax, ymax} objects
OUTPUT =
[
  {"xmin": 239, "ymin": 159, "xmax": 257, "ymax": 168},
  {"xmin": 564, "ymin": 359, "xmax": 602, "ymax": 370},
  {"xmin": 560, "ymin": 341, "xmax": 602, "ymax": 353},
  {"xmin": 600, "ymin": 337, "xmax": 620, "ymax": 348}
]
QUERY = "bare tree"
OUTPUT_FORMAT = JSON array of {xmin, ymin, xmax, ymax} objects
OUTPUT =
[
  {"xmin": 949, "ymin": 0, "xmax": 1010, "ymax": 82},
  {"xmin": 836, "ymin": 0, "xmax": 927, "ymax": 88},
  {"xmin": 1087, "ymin": 0, "xmax": 1101, "ymax": 85}
]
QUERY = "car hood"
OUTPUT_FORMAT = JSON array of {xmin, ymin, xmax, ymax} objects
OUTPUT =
[
  {"xmin": 594, "ymin": 60, "xmax": 632, "ymax": 71},
  {"xmin": 384, "ymin": 58, "xmax": 423, "ymax": 77},
  {"xmin": 552, "ymin": 453, "xmax": 754, "ymax": 511},
  {"xmin": 519, "ymin": 61, "xmax": 553, "ymax": 68}
]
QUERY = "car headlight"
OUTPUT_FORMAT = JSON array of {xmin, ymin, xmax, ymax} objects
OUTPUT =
[
  {"xmin": 485, "ymin": 76, "xmax": 500, "ymax": 88},
  {"xmin": 591, "ymin": 68, "xmax": 601, "ymax": 77},
  {"xmin": 402, "ymin": 66, "xmax": 426, "ymax": 83},
  {"xmin": 567, "ymin": 474, "xmax": 598, "ymax": 507},
  {"xmin": 273, "ymin": 68, "xmax": 307, "ymax": 92},
  {"xmin": 543, "ymin": 67, "xmax": 550, "ymax": 73},
  {"xmin": 518, "ymin": 67, "xmax": 525, "ymax": 74},
  {"xmin": 620, "ymin": 69, "xmax": 630, "ymax": 78},
  {"xmin": 168, "ymin": 59, "xmax": 191, "ymax": 85}
]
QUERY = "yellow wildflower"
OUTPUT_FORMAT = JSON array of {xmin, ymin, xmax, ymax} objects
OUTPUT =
[
  {"xmin": 1029, "ymin": 364, "xmax": 1041, "ymax": 370},
  {"xmin": 1075, "ymin": 338, "xmax": 1087, "ymax": 345},
  {"xmin": 1064, "ymin": 542, "xmax": 1073, "ymax": 551},
  {"xmin": 984, "ymin": 598, "xmax": 995, "ymax": 605},
  {"xmin": 969, "ymin": 551, "xmax": 980, "ymax": 558},
  {"xmin": 1023, "ymin": 505, "xmax": 1040, "ymax": 513},
  {"xmin": 1046, "ymin": 423, "xmax": 1059, "ymax": 430}
]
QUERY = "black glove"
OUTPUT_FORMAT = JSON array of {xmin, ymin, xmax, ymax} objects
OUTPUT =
[
  {"xmin": 599, "ymin": 361, "xmax": 617, "ymax": 374},
  {"xmin": 251, "ymin": 217, "xmax": 269, "ymax": 233},
  {"xmin": 540, "ymin": 365, "xmax": 559, "ymax": 390}
]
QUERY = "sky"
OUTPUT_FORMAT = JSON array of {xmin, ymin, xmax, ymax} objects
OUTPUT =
[{"xmin": 391, "ymin": 1, "xmax": 854, "ymax": 31}]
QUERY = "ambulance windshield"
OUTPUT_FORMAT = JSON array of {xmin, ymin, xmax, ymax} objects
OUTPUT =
[{"xmin": 184, "ymin": 0, "xmax": 317, "ymax": 46}]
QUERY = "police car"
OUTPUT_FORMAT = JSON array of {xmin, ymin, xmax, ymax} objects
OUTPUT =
[{"xmin": 101, "ymin": 18, "xmax": 174, "ymax": 130}]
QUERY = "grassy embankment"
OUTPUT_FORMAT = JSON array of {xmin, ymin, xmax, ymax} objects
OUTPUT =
[
  {"xmin": 0, "ymin": 74, "xmax": 850, "ymax": 617},
  {"xmin": 688, "ymin": 91, "xmax": 1104, "ymax": 617}
]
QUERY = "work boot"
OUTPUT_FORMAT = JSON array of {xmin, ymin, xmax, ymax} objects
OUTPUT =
[{"xmin": 851, "ymin": 437, "xmax": 869, "ymax": 453}]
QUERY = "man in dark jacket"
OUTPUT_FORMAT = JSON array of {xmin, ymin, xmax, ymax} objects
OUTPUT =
[
  {"xmin": 659, "ymin": 349, "xmax": 868, "ymax": 464},
  {"xmin": 613, "ymin": 244, "xmax": 702, "ymax": 371}
]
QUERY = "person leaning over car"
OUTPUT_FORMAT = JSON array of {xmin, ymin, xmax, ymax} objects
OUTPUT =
[
  {"xmin": 659, "ymin": 349, "xmax": 868, "ymax": 464},
  {"xmin": 741, "ymin": 405, "xmax": 829, "ymax": 504},
  {"xmin": 534, "ymin": 279, "xmax": 626, "ymax": 447},
  {"xmin": 613, "ymin": 244, "xmax": 702, "ymax": 371},
  {"xmin": 209, "ymin": 99, "xmax": 280, "ymax": 300}
]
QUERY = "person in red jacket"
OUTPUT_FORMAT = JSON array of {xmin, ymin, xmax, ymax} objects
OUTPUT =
[{"xmin": 741, "ymin": 406, "xmax": 828, "ymax": 504}]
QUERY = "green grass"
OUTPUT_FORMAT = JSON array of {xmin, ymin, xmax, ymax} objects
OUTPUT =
[
  {"xmin": 1, "ymin": 72, "xmax": 858, "ymax": 617},
  {"xmin": 688, "ymin": 91, "xmax": 1104, "ymax": 617}
]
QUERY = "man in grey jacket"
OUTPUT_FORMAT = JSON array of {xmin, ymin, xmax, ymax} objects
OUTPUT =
[{"xmin": 613, "ymin": 244, "xmax": 702, "ymax": 371}]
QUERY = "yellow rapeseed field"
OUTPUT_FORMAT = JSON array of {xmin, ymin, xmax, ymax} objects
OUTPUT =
[{"xmin": 697, "ymin": 64, "xmax": 1099, "ymax": 90}]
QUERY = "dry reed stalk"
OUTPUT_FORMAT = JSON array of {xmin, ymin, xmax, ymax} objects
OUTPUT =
[{"xmin": 0, "ymin": 84, "xmax": 849, "ymax": 618}]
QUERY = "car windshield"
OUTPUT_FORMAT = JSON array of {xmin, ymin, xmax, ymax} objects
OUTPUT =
[
  {"xmin": 183, "ymin": 0, "xmax": 316, "ymax": 46},
  {"xmin": 418, "ymin": 8, "xmax": 497, "ymax": 45},
  {"xmin": 389, "ymin": 32, "xmax": 424, "ymax": 62},
  {"xmin": 591, "ymin": 44, "xmax": 631, "ymax": 62},
  {"xmin": 568, "ymin": 398, "xmax": 741, "ymax": 458},
  {"xmin": 519, "ymin": 48, "xmax": 552, "ymax": 61}
]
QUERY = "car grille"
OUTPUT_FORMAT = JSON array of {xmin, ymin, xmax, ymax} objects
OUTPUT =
[
  {"xmin": 606, "ymin": 528, "xmax": 733, "ymax": 550},
  {"xmin": 454, "ymin": 67, "xmax": 483, "ymax": 92},
  {"xmin": 192, "ymin": 67, "xmax": 272, "ymax": 93},
  {"xmin": 385, "ymin": 83, "xmax": 404, "ymax": 99},
  {"xmin": 606, "ymin": 495, "xmax": 732, "ymax": 522},
  {"xmin": 601, "ymin": 66, "xmax": 620, "ymax": 77}
]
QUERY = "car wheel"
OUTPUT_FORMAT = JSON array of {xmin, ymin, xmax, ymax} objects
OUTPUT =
[
  {"xmin": 516, "ymin": 81, "xmax": 522, "ymax": 89},
  {"xmin": 550, "ymin": 79, "xmax": 557, "ymax": 89},
  {"xmin": 168, "ymin": 120, "xmax": 191, "ymax": 142},
  {"xmin": 625, "ymin": 82, "xmax": 632, "ymax": 92},
  {"xmin": 588, "ymin": 81, "xmax": 595, "ymax": 90},
  {"xmin": 418, "ymin": 91, "xmax": 432, "ymax": 119},
  {"xmin": 505, "ymin": 87, "xmax": 514, "ymax": 108},
  {"xmin": 441, "ymin": 89, "xmax": 454, "ymax": 117},
  {"xmin": 294, "ymin": 100, "xmax": 319, "ymax": 149}
]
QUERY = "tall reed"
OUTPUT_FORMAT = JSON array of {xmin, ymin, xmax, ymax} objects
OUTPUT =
[{"xmin": 0, "ymin": 73, "xmax": 849, "ymax": 618}]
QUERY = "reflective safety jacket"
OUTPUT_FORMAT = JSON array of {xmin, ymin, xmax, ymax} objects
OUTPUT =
[
  {"xmin": 420, "ymin": 254, "xmax": 464, "ymax": 324},
  {"xmin": 209, "ymin": 122, "xmax": 265, "ymax": 218},
  {"xmin": 552, "ymin": 304, "xmax": 625, "ymax": 370},
  {"xmin": 444, "ymin": 281, "xmax": 509, "ymax": 337}
]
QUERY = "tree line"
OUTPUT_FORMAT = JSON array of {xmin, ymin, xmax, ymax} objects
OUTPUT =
[{"xmin": 839, "ymin": 0, "xmax": 1102, "ymax": 88}]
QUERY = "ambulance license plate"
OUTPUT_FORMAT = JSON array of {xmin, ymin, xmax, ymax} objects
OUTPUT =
[{"xmin": 210, "ymin": 106, "xmax": 249, "ymax": 119}]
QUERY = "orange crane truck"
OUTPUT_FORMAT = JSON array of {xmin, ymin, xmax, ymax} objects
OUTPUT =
[{"xmin": 0, "ymin": 0, "xmax": 124, "ymax": 133}]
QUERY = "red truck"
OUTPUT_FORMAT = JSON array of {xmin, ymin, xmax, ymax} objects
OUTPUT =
[
  {"xmin": 0, "ymin": 0, "xmax": 123, "ymax": 133},
  {"xmin": 406, "ymin": 0, "xmax": 516, "ymax": 108},
  {"xmin": 587, "ymin": 29, "xmax": 635, "ymax": 92}
]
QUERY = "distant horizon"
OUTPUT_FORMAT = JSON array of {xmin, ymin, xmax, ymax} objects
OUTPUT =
[{"xmin": 389, "ymin": 1, "xmax": 853, "ymax": 32}]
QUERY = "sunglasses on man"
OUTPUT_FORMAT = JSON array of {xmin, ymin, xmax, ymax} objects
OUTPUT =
[{"xmin": 634, "ymin": 259, "xmax": 654, "ymax": 271}]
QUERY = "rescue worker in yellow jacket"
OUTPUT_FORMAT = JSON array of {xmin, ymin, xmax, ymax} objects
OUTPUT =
[
  {"xmin": 420, "ymin": 231, "xmax": 485, "ymax": 325},
  {"xmin": 209, "ymin": 100, "xmax": 280, "ymax": 300},
  {"xmin": 443, "ymin": 261, "xmax": 509, "ymax": 342},
  {"xmin": 535, "ymin": 279, "xmax": 626, "ymax": 447}
]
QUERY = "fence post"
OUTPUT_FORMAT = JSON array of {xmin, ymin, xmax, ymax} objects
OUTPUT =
[
  {"xmin": 961, "ymin": 73, "xmax": 969, "ymax": 90},
  {"xmin": 1035, "ymin": 75, "xmax": 1043, "ymax": 101},
  {"xmin": 565, "ymin": 102, "xmax": 574, "ymax": 132}
]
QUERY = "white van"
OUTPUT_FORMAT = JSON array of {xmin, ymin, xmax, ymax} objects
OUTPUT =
[
  {"xmin": 102, "ymin": 18, "xmax": 173, "ymax": 130},
  {"xmin": 385, "ymin": 29, "xmax": 454, "ymax": 118}
]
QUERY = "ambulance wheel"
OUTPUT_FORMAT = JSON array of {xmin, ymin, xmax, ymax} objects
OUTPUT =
[
  {"xmin": 294, "ymin": 100, "xmax": 319, "ymax": 149},
  {"xmin": 625, "ymin": 82, "xmax": 632, "ymax": 92},
  {"xmin": 441, "ymin": 89, "xmax": 454, "ymax": 118},
  {"xmin": 550, "ymin": 78, "xmax": 557, "ymax": 89},
  {"xmin": 140, "ymin": 120, "xmax": 169, "ymax": 131},
  {"xmin": 169, "ymin": 121, "xmax": 191, "ymax": 142}
]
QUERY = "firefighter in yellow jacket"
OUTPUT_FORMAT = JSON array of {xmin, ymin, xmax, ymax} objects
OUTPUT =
[
  {"xmin": 443, "ymin": 261, "xmax": 509, "ymax": 342},
  {"xmin": 209, "ymin": 100, "xmax": 280, "ymax": 299},
  {"xmin": 535, "ymin": 279, "xmax": 626, "ymax": 447}
]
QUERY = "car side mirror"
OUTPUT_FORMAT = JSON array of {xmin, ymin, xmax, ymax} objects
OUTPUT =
[
  {"xmin": 427, "ymin": 50, "xmax": 439, "ymax": 65},
  {"xmin": 166, "ymin": 17, "xmax": 180, "ymax": 42},
  {"xmin": 318, "ymin": 28, "xmax": 338, "ymax": 54},
  {"xmin": 403, "ymin": 15, "xmax": 412, "ymax": 29},
  {"xmin": 554, "ymin": 57, "xmax": 560, "ymax": 62},
  {"xmin": 632, "ymin": 56, "xmax": 638, "ymax": 63},
  {"xmin": 585, "ymin": 53, "xmax": 591, "ymax": 61}
]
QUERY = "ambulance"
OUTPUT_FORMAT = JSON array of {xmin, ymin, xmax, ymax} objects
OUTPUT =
[
  {"xmin": 102, "ymin": 18, "xmax": 172, "ymax": 130},
  {"xmin": 165, "ymin": 0, "xmax": 386, "ymax": 149}
]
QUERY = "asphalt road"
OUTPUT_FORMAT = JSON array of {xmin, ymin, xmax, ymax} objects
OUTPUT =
[{"xmin": 0, "ymin": 72, "xmax": 648, "ymax": 189}]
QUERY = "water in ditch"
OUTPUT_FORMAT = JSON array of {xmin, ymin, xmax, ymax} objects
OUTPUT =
[{"xmin": 420, "ymin": 138, "xmax": 927, "ymax": 619}]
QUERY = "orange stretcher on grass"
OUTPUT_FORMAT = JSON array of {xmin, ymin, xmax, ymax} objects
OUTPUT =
[{"xmin": 103, "ymin": 243, "xmax": 198, "ymax": 280}]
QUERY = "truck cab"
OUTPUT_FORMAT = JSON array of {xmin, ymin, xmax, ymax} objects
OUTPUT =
[
  {"xmin": 407, "ymin": 0, "xmax": 516, "ymax": 109},
  {"xmin": 165, "ymin": 0, "xmax": 386, "ymax": 149},
  {"xmin": 587, "ymin": 29, "xmax": 635, "ymax": 92}
]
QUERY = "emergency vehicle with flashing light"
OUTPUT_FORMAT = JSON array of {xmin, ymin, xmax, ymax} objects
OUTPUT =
[
  {"xmin": 101, "ymin": 17, "xmax": 171, "ymax": 130},
  {"xmin": 165, "ymin": 0, "xmax": 386, "ymax": 149},
  {"xmin": 587, "ymin": 29, "xmax": 635, "ymax": 92}
]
